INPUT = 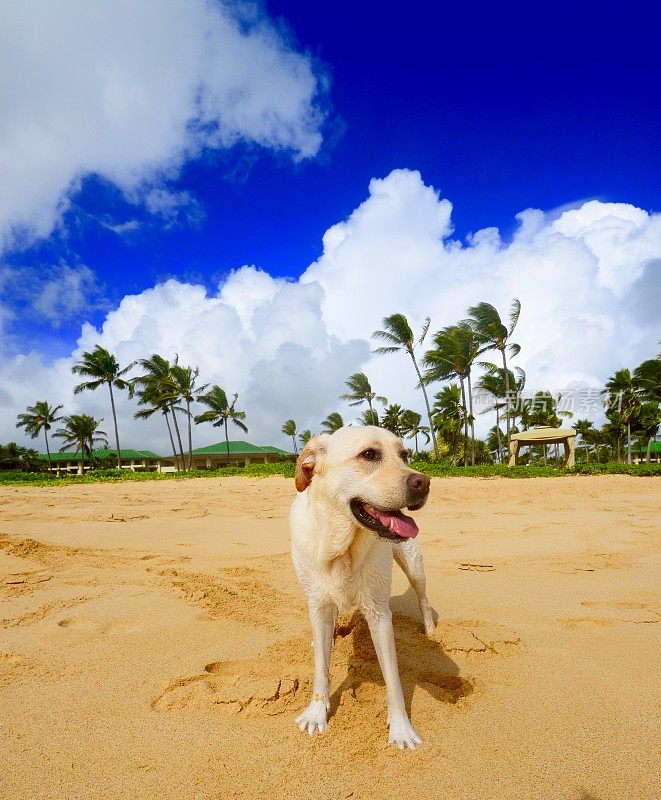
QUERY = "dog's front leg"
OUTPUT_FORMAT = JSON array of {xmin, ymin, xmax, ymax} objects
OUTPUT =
[
  {"xmin": 363, "ymin": 606, "xmax": 422, "ymax": 750},
  {"xmin": 295, "ymin": 602, "xmax": 335, "ymax": 735}
]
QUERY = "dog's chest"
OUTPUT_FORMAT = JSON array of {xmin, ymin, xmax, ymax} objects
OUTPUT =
[{"xmin": 310, "ymin": 542, "xmax": 392, "ymax": 612}]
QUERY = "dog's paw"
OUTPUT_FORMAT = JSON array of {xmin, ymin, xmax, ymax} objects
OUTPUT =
[
  {"xmin": 294, "ymin": 698, "xmax": 329, "ymax": 735},
  {"xmin": 387, "ymin": 711, "xmax": 422, "ymax": 750}
]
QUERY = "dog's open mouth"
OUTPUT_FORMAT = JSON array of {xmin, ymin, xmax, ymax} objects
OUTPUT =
[{"xmin": 350, "ymin": 499, "xmax": 419, "ymax": 541}]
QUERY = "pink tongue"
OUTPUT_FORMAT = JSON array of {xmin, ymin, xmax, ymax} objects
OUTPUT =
[{"xmin": 368, "ymin": 506, "xmax": 419, "ymax": 538}]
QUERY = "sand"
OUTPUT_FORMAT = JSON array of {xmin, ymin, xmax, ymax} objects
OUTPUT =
[{"xmin": 0, "ymin": 475, "xmax": 659, "ymax": 800}]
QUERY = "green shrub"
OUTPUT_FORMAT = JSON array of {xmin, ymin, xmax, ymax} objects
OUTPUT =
[{"xmin": 1, "ymin": 460, "xmax": 658, "ymax": 487}]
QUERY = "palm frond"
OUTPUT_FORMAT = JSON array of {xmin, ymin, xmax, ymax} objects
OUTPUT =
[
  {"xmin": 508, "ymin": 298, "xmax": 521, "ymax": 335},
  {"xmin": 418, "ymin": 316, "xmax": 431, "ymax": 345},
  {"xmin": 73, "ymin": 379, "xmax": 105, "ymax": 394}
]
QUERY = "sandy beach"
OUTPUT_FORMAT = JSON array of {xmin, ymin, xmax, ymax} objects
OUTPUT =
[{"xmin": 1, "ymin": 475, "xmax": 659, "ymax": 800}]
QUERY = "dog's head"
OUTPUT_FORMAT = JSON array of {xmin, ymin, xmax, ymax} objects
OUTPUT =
[{"xmin": 294, "ymin": 426, "xmax": 430, "ymax": 542}]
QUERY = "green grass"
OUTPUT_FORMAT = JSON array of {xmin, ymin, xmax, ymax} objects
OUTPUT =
[
  {"xmin": 413, "ymin": 462, "xmax": 661, "ymax": 478},
  {"xmin": 1, "ymin": 460, "xmax": 659, "ymax": 487}
]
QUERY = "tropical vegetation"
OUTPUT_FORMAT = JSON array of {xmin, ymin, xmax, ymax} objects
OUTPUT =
[
  {"xmin": 72, "ymin": 346, "xmax": 133, "ymax": 468},
  {"xmin": 8, "ymin": 302, "xmax": 660, "ymax": 478}
]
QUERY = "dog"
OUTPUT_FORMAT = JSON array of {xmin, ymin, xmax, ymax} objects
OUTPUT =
[{"xmin": 289, "ymin": 425, "xmax": 435, "ymax": 749}]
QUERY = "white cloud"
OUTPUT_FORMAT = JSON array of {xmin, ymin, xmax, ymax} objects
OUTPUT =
[
  {"xmin": 2, "ymin": 169, "xmax": 660, "ymax": 453},
  {"xmin": 143, "ymin": 189, "xmax": 205, "ymax": 228},
  {"xmin": 0, "ymin": 263, "xmax": 101, "ymax": 328},
  {"xmin": 0, "ymin": 0, "xmax": 326, "ymax": 251},
  {"xmin": 32, "ymin": 265, "xmax": 100, "ymax": 325}
]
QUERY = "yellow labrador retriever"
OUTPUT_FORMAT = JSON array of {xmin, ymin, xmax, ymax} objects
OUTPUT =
[{"xmin": 290, "ymin": 425, "xmax": 435, "ymax": 749}]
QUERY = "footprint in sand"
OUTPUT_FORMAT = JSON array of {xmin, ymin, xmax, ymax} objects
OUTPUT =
[
  {"xmin": 2, "ymin": 571, "xmax": 52, "ymax": 592},
  {"xmin": 561, "ymin": 600, "xmax": 660, "ymax": 628},
  {"xmin": 152, "ymin": 612, "xmax": 481, "ymax": 718},
  {"xmin": 150, "ymin": 565, "xmax": 304, "ymax": 631},
  {"xmin": 458, "ymin": 562, "xmax": 496, "ymax": 572}
]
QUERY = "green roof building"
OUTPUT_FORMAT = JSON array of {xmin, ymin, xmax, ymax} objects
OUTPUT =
[
  {"xmin": 38, "ymin": 448, "xmax": 163, "ymax": 475},
  {"xmin": 39, "ymin": 441, "xmax": 293, "ymax": 474},
  {"xmin": 186, "ymin": 440, "xmax": 292, "ymax": 470}
]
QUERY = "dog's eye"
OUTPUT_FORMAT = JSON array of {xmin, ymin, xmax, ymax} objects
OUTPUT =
[
  {"xmin": 400, "ymin": 450, "xmax": 409, "ymax": 463},
  {"xmin": 360, "ymin": 448, "xmax": 380, "ymax": 461}
]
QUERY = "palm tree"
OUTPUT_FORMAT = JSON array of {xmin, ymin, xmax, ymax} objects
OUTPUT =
[
  {"xmin": 360, "ymin": 408, "xmax": 381, "ymax": 426},
  {"xmin": 603, "ymin": 369, "xmax": 639, "ymax": 464},
  {"xmin": 380, "ymin": 404, "xmax": 405, "ymax": 434},
  {"xmin": 573, "ymin": 419, "xmax": 595, "ymax": 463},
  {"xmin": 633, "ymin": 356, "xmax": 661, "ymax": 404},
  {"xmin": 320, "ymin": 412, "xmax": 344, "ymax": 434},
  {"xmin": 340, "ymin": 372, "xmax": 387, "ymax": 416},
  {"xmin": 422, "ymin": 322, "xmax": 480, "ymax": 465},
  {"xmin": 400, "ymin": 410, "xmax": 430, "ymax": 454},
  {"xmin": 170, "ymin": 363, "xmax": 207, "ymax": 470},
  {"xmin": 372, "ymin": 313, "xmax": 439, "ymax": 459},
  {"xmin": 636, "ymin": 401, "xmax": 661, "ymax": 463},
  {"xmin": 133, "ymin": 380, "xmax": 182, "ymax": 469},
  {"xmin": 475, "ymin": 365, "xmax": 525, "ymax": 463},
  {"xmin": 54, "ymin": 414, "xmax": 108, "ymax": 475},
  {"xmin": 431, "ymin": 384, "xmax": 464, "ymax": 465},
  {"xmin": 0, "ymin": 443, "xmax": 40, "ymax": 472},
  {"xmin": 486, "ymin": 425, "xmax": 506, "ymax": 462},
  {"xmin": 72, "ymin": 346, "xmax": 133, "ymax": 468},
  {"xmin": 133, "ymin": 354, "xmax": 186, "ymax": 470},
  {"xmin": 299, "ymin": 429, "xmax": 312, "ymax": 447},
  {"xmin": 194, "ymin": 387, "xmax": 248, "ymax": 457},
  {"xmin": 467, "ymin": 300, "xmax": 521, "ymax": 453},
  {"xmin": 633, "ymin": 356, "xmax": 660, "ymax": 462},
  {"xmin": 282, "ymin": 419, "xmax": 299, "ymax": 454},
  {"xmin": 16, "ymin": 401, "xmax": 64, "ymax": 473}
]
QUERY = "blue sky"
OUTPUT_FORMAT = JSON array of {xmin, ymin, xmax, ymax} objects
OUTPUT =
[{"xmin": 1, "ymin": 0, "xmax": 659, "ymax": 450}]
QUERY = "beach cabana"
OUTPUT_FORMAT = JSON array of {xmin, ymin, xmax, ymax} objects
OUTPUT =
[{"xmin": 508, "ymin": 427, "xmax": 576, "ymax": 467}]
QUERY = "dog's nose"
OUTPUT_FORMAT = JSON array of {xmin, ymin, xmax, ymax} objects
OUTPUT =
[{"xmin": 407, "ymin": 472, "xmax": 430, "ymax": 494}]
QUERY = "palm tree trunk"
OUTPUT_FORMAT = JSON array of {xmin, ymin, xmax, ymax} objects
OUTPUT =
[
  {"xmin": 224, "ymin": 419, "xmax": 230, "ymax": 457},
  {"xmin": 501, "ymin": 348, "xmax": 511, "ymax": 453},
  {"xmin": 495, "ymin": 407, "xmax": 502, "ymax": 464},
  {"xmin": 186, "ymin": 400, "xmax": 193, "ymax": 471},
  {"xmin": 170, "ymin": 402, "xmax": 186, "ymax": 471},
  {"xmin": 411, "ymin": 353, "xmax": 440, "ymax": 460},
  {"xmin": 44, "ymin": 428, "xmax": 52, "ymax": 474},
  {"xmin": 467, "ymin": 371, "xmax": 475, "ymax": 466},
  {"xmin": 108, "ymin": 381, "xmax": 122, "ymax": 469},
  {"xmin": 292, "ymin": 435, "xmax": 298, "ymax": 455},
  {"xmin": 163, "ymin": 411, "xmax": 179, "ymax": 469},
  {"xmin": 459, "ymin": 377, "xmax": 468, "ymax": 466},
  {"xmin": 414, "ymin": 433, "xmax": 419, "ymax": 453},
  {"xmin": 646, "ymin": 436, "xmax": 652, "ymax": 463},
  {"xmin": 626, "ymin": 421, "xmax": 632, "ymax": 464}
]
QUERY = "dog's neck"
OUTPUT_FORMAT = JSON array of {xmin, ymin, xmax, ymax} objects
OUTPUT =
[{"xmin": 308, "ymin": 485, "xmax": 377, "ymax": 574}]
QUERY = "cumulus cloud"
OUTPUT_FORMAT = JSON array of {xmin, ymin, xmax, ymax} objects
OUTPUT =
[
  {"xmin": 2, "ymin": 169, "xmax": 660, "ymax": 452},
  {"xmin": 0, "ymin": 0, "xmax": 326, "ymax": 251}
]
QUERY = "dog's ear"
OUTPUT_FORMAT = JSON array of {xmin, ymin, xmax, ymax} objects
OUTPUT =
[{"xmin": 295, "ymin": 434, "xmax": 330, "ymax": 492}]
